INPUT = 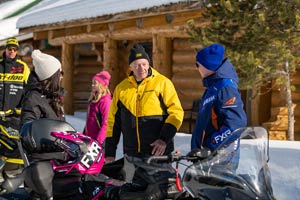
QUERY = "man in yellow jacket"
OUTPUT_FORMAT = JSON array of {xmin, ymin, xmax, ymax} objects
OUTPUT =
[{"xmin": 105, "ymin": 43, "xmax": 183, "ymax": 189}]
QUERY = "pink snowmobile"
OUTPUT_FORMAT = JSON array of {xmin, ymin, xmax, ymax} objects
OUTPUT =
[{"xmin": 15, "ymin": 118, "xmax": 123, "ymax": 200}]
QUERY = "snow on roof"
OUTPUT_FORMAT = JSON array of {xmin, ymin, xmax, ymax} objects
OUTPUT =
[
  {"xmin": 0, "ymin": 0, "xmax": 36, "ymax": 20},
  {"xmin": 0, "ymin": 0, "xmax": 36, "ymax": 40},
  {"xmin": 17, "ymin": 0, "xmax": 194, "ymax": 29}
]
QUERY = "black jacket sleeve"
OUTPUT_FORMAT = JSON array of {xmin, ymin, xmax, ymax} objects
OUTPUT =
[{"xmin": 159, "ymin": 123, "xmax": 177, "ymax": 144}]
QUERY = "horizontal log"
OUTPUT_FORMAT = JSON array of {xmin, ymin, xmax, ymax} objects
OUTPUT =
[
  {"xmin": 74, "ymin": 63, "xmax": 100, "ymax": 68},
  {"xmin": 178, "ymin": 94, "xmax": 202, "ymax": 105},
  {"xmin": 267, "ymin": 131, "xmax": 287, "ymax": 140},
  {"xmin": 179, "ymin": 98, "xmax": 203, "ymax": 110},
  {"xmin": 173, "ymin": 63, "xmax": 198, "ymax": 74},
  {"xmin": 172, "ymin": 50, "xmax": 195, "ymax": 64},
  {"xmin": 172, "ymin": 75, "xmax": 203, "ymax": 89},
  {"xmin": 73, "ymin": 79, "xmax": 90, "ymax": 87},
  {"xmin": 271, "ymin": 91, "xmax": 300, "ymax": 107},
  {"xmin": 173, "ymin": 71, "xmax": 200, "ymax": 79},
  {"xmin": 74, "ymin": 92, "xmax": 90, "ymax": 100},
  {"xmin": 74, "ymin": 66, "xmax": 101, "ymax": 74},
  {"xmin": 176, "ymin": 88, "xmax": 203, "ymax": 99},
  {"xmin": 75, "ymin": 64, "xmax": 101, "ymax": 71},
  {"xmin": 75, "ymin": 47, "xmax": 99, "ymax": 56},
  {"xmin": 74, "ymin": 74, "xmax": 94, "ymax": 83},
  {"xmin": 173, "ymin": 39, "xmax": 195, "ymax": 51},
  {"xmin": 74, "ymin": 85, "xmax": 91, "ymax": 92},
  {"xmin": 42, "ymin": 48, "xmax": 61, "ymax": 57},
  {"xmin": 180, "ymin": 101, "xmax": 200, "ymax": 111},
  {"xmin": 49, "ymin": 33, "xmax": 105, "ymax": 46},
  {"xmin": 174, "ymin": 81, "xmax": 202, "ymax": 90},
  {"xmin": 33, "ymin": 31, "xmax": 48, "ymax": 40},
  {"xmin": 74, "ymin": 55, "xmax": 98, "ymax": 64},
  {"xmin": 181, "ymin": 101, "xmax": 199, "ymax": 111},
  {"xmin": 262, "ymin": 120, "xmax": 288, "ymax": 131},
  {"xmin": 270, "ymin": 105, "xmax": 296, "ymax": 117},
  {"xmin": 65, "ymin": 26, "xmax": 87, "ymax": 36}
]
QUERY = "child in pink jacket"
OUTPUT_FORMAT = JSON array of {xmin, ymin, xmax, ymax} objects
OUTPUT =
[{"xmin": 84, "ymin": 70, "xmax": 112, "ymax": 145}]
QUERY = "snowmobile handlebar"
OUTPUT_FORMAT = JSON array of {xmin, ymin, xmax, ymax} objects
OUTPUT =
[
  {"xmin": 146, "ymin": 155, "xmax": 173, "ymax": 164},
  {"xmin": 146, "ymin": 149, "xmax": 211, "ymax": 165}
]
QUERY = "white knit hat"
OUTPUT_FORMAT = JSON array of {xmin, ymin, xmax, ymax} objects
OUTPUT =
[{"xmin": 32, "ymin": 50, "xmax": 61, "ymax": 81}]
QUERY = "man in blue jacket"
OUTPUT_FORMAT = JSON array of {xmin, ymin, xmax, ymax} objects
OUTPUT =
[{"xmin": 191, "ymin": 44, "xmax": 247, "ymax": 152}]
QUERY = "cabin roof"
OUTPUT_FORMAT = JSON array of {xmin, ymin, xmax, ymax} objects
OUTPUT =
[{"xmin": 17, "ymin": 0, "xmax": 196, "ymax": 29}]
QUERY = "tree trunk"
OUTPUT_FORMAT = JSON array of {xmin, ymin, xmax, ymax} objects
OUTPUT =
[{"xmin": 285, "ymin": 61, "xmax": 294, "ymax": 141}]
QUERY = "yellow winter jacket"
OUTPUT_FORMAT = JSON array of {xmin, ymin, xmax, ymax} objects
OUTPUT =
[{"xmin": 105, "ymin": 68, "xmax": 183, "ymax": 157}]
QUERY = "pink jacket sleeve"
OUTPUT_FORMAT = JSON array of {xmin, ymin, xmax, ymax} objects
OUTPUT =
[{"xmin": 96, "ymin": 94, "xmax": 112, "ymax": 144}]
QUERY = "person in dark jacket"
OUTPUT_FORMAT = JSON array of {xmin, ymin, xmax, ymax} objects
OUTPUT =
[
  {"xmin": 191, "ymin": 44, "xmax": 247, "ymax": 152},
  {"xmin": 20, "ymin": 50, "xmax": 64, "ymax": 129},
  {"xmin": 0, "ymin": 37, "xmax": 30, "ymax": 129}
]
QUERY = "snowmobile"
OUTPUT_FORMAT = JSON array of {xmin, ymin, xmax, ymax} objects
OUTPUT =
[
  {"xmin": 1, "ymin": 118, "xmax": 122, "ymax": 199},
  {"xmin": 0, "ymin": 109, "xmax": 25, "ymax": 195},
  {"xmin": 104, "ymin": 126, "xmax": 275, "ymax": 200}
]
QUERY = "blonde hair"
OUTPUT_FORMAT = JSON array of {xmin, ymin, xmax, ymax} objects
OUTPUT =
[{"xmin": 89, "ymin": 82, "xmax": 111, "ymax": 102}]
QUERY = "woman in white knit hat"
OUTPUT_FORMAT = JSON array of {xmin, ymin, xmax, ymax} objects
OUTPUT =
[{"xmin": 20, "ymin": 50, "xmax": 65, "ymax": 129}]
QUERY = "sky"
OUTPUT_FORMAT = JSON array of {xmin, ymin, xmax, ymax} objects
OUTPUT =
[{"xmin": 66, "ymin": 112, "xmax": 300, "ymax": 200}]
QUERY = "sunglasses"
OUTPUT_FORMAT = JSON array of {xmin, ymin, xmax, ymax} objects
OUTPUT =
[{"xmin": 7, "ymin": 47, "xmax": 17, "ymax": 52}]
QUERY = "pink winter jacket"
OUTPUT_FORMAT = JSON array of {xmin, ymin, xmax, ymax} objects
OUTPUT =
[{"xmin": 85, "ymin": 94, "xmax": 112, "ymax": 144}]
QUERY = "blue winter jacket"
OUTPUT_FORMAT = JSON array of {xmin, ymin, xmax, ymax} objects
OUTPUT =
[{"xmin": 191, "ymin": 58, "xmax": 247, "ymax": 151}]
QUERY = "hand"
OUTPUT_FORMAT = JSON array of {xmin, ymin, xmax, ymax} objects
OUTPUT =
[
  {"xmin": 105, "ymin": 156, "xmax": 115, "ymax": 164},
  {"xmin": 150, "ymin": 139, "xmax": 167, "ymax": 156}
]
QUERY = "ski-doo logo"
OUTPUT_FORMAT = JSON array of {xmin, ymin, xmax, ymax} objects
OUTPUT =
[
  {"xmin": 80, "ymin": 142, "xmax": 101, "ymax": 168},
  {"xmin": 0, "ymin": 73, "xmax": 23, "ymax": 81},
  {"xmin": 213, "ymin": 129, "xmax": 232, "ymax": 144}
]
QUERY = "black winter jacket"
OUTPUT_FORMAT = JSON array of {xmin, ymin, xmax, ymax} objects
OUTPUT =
[
  {"xmin": 0, "ymin": 53, "xmax": 30, "ymax": 111},
  {"xmin": 19, "ymin": 73, "xmax": 58, "ymax": 129}
]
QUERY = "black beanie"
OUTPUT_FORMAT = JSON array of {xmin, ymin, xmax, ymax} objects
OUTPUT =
[{"xmin": 128, "ymin": 44, "xmax": 150, "ymax": 65}]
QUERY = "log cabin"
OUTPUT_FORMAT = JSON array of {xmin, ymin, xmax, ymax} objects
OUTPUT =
[{"xmin": 3, "ymin": 0, "xmax": 297, "ymax": 139}]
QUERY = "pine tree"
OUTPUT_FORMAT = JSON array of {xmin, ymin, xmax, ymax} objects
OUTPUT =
[{"xmin": 187, "ymin": 0, "xmax": 300, "ymax": 140}]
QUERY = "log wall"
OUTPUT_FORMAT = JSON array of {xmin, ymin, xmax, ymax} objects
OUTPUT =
[
  {"xmin": 263, "ymin": 71, "xmax": 300, "ymax": 140},
  {"xmin": 73, "ymin": 43, "xmax": 104, "ymax": 111},
  {"xmin": 172, "ymin": 39, "xmax": 205, "ymax": 133}
]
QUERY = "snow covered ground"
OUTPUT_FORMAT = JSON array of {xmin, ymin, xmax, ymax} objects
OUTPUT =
[{"xmin": 66, "ymin": 112, "xmax": 300, "ymax": 200}]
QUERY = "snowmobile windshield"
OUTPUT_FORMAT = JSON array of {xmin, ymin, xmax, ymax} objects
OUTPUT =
[{"xmin": 183, "ymin": 127, "xmax": 274, "ymax": 200}]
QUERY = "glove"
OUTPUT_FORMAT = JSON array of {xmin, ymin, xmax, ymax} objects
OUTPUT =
[{"xmin": 187, "ymin": 148, "xmax": 211, "ymax": 160}]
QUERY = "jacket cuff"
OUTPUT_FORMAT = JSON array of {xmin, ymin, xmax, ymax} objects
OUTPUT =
[
  {"xmin": 104, "ymin": 137, "xmax": 117, "ymax": 157},
  {"xmin": 159, "ymin": 123, "xmax": 177, "ymax": 144}
]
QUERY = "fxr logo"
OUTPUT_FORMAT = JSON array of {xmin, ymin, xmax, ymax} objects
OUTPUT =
[
  {"xmin": 80, "ymin": 142, "xmax": 101, "ymax": 168},
  {"xmin": 214, "ymin": 129, "xmax": 232, "ymax": 144}
]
